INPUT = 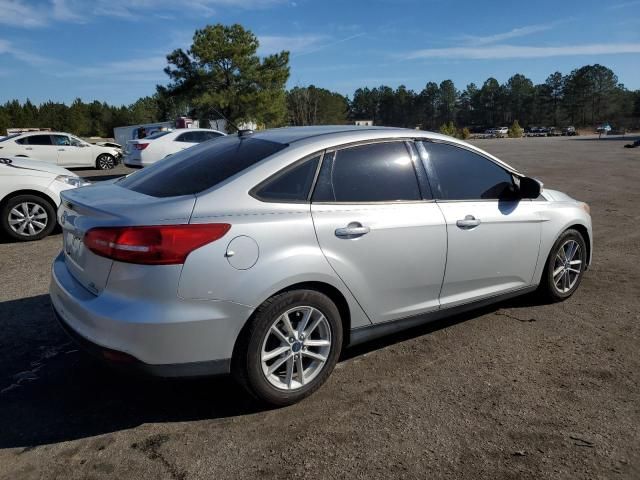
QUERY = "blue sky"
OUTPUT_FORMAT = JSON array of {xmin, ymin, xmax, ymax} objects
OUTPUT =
[{"xmin": 1, "ymin": 0, "xmax": 639, "ymax": 106}]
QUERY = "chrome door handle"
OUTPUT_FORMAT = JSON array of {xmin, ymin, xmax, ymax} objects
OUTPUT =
[
  {"xmin": 25, "ymin": 147, "xmax": 33, "ymax": 150},
  {"xmin": 335, "ymin": 222, "xmax": 370, "ymax": 238},
  {"xmin": 58, "ymin": 148, "xmax": 66, "ymax": 151},
  {"xmin": 456, "ymin": 215, "xmax": 481, "ymax": 229}
]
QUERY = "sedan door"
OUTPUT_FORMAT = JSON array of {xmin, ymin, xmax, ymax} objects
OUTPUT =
[
  {"xmin": 417, "ymin": 141, "xmax": 542, "ymax": 308},
  {"xmin": 20, "ymin": 135, "xmax": 61, "ymax": 163},
  {"xmin": 52, "ymin": 135, "xmax": 92, "ymax": 167},
  {"xmin": 311, "ymin": 141, "xmax": 447, "ymax": 324}
]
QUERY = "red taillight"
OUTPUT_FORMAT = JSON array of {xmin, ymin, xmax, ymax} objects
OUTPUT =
[
  {"xmin": 134, "ymin": 143, "xmax": 149, "ymax": 150},
  {"xmin": 84, "ymin": 224, "xmax": 230, "ymax": 265}
]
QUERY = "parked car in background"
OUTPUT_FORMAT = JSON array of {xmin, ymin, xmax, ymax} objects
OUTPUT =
[
  {"xmin": 123, "ymin": 128, "xmax": 225, "ymax": 168},
  {"xmin": 547, "ymin": 127, "xmax": 562, "ymax": 137},
  {"xmin": 0, "ymin": 132, "xmax": 121, "ymax": 170},
  {"xmin": 95, "ymin": 141, "xmax": 123, "ymax": 154},
  {"xmin": 51, "ymin": 126, "xmax": 592, "ymax": 406},
  {"xmin": 562, "ymin": 126, "xmax": 577, "ymax": 136},
  {"xmin": 596, "ymin": 123, "xmax": 612, "ymax": 134},
  {"xmin": 495, "ymin": 127, "xmax": 508, "ymax": 137},
  {"xmin": 0, "ymin": 156, "xmax": 90, "ymax": 241}
]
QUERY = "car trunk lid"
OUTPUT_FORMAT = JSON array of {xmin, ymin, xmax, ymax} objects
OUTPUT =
[{"xmin": 58, "ymin": 182, "xmax": 196, "ymax": 295}]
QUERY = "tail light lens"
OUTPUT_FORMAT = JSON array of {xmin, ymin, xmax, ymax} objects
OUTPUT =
[
  {"xmin": 84, "ymin": 224, "xmax": 230, "ymax": 265},
  {"xmin": 134, "ymin": 143, "xmax": 149, "ymax": 150}
]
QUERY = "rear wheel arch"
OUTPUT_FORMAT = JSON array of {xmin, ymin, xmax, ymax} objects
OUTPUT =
[{"xmin": 232, "ymin": 281, "xmax": 351, "ymax": 361}]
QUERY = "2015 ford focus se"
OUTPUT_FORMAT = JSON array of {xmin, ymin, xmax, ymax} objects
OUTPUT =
[{"xmin": 50, "ymin": 126, "xmax": 592, "ymax": 405}]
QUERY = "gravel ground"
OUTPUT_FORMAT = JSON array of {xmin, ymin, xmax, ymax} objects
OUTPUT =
[{"xmin": 0, "ymin": 135, "xmax": 638, "ymax": 479}]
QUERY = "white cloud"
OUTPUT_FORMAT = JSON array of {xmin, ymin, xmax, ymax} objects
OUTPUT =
[
  {"xmin": 0, "ymin": 0, "xmax": 46, "ymax": 27},
  {"xmin": 459, "ymin": 23, "xmax": 556, "ymax": 46},
  {"xmin": 607, "ymin": 0, "xmax": 640, "ymax": 9},
  {"xmin": 0, "ymin": 38, "xmax": 58, "ymax": 66},
  {"xmin": 258, "ymin": 35, "xmax": 328, "ymax": 55},
  {"xmin": 0, "ymin": 0, "xmax": 287, "ymax": 28},
  {"xmin": 402, "ymin": 43, "xmax": 640, "ymax": 60},
  {"xmin": 54, "ymin": 56, "xmax": 168, "ymax": 79}
]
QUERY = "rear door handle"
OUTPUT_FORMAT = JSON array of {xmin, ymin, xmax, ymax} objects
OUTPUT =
[
  {"xmin": 335, "ymin": 222, "xmax": 370, "ymax": 238},
  {"xmin": 58, "ymin": 148, "xmax": 66, "ymax": 151},
  {"xmin": 456, "ymin": 215, "xmax": 481, "ymax": 229},
  {"xmin": 25, "ymin": 147, "xmax": 33, "ymax": 151}
]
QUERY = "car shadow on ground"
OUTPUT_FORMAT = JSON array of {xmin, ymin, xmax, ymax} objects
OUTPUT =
[{"xmin": 0, "ymin": 292, "xmax": 546, "ymax": 449}]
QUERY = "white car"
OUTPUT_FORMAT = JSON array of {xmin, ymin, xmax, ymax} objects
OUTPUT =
[
  {"xmin": 0, "ymin": 132, "xmax": 121, "ymax": 170},
  {"xmin": 0, "ymin": 156, "xmax": 90, "ymax": 241},
  {"xmin": 123, "ymin": 128, "xmax": 225, "ymax": 168}
]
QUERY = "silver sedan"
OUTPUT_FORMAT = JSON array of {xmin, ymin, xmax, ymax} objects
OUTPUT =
[{"xmin": 50, "ymin": 126, "xmax": 592, "ymax": 405}]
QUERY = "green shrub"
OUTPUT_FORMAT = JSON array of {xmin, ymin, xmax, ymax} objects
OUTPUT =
[
  {"xmin": 459, "ymin": 127, "xmax": 471, "ymax": 139},
  {"xmin": 508, "ymin": 120, "xmax": 524, "ymax": 138},
  {"xmin": 439, "ymin": 121, "xmax": 457, "ymax": 137}
]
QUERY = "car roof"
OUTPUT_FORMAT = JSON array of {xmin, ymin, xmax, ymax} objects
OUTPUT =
[
  {"xmin": 18, "ymin": 131, "xmax": 76, "ymax": 136},
  {"xmin": 250, "ymin": 126, "xmax": 520, "ymax": 174}
]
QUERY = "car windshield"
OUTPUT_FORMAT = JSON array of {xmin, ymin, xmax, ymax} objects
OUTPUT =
[
  {"xmin": 0, "ymin": 134, "xmax": 21, "ymax": 142},
  {"xmin": 118, "ymin": 135, "xmax": 288, "ymax": 198}
]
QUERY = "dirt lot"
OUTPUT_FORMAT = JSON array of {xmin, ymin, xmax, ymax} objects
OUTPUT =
[{"xmin": 0, "ymin": 135, "xmax": 639, "ymax": 479}]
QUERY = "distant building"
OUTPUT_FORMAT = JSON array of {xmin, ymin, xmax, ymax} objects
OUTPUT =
[{"xmin": 354, "ymin": 120, "xmax": 373, "ymax": 126}]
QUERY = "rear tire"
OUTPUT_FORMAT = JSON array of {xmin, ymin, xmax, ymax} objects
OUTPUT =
[
  {"xmin": 96, "ymin": 154, "xmax": 115, "ymax": 170},
  {"xmin": 1, "ymin": 194, "xmax": 56, "ymax": 242},
  {"xmin": 538, "ymin": 229, "xmax": 587, "ymax": 302},
  {"xmin": 232, "ymin": 290, "xmax": 343, "ymax": 406}
]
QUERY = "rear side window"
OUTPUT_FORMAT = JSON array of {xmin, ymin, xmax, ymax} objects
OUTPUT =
[
  {"xmin": 175, "ymin": 131, "xmax": 199, "ymax": 143},
  {"xmin": 253, "ymin": 155, "xmax": 320, "ymax": 202},
  {"xmin": 119, "ymin": 136, "xmax": 288, "ymax": 198},
  {"xmin": 313, "ymin": 142, "xmax": 421, "ymax": 202},
  {"xmin": 25, "ymin": 135, "xmax": 53, "ymax": 145},
  {"xmin": 419, "ymin": 142, "xmax": 514, "ymax": 200}
]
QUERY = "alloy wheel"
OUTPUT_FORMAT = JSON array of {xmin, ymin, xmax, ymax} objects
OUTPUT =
[
  {"xmin": 260, "ymin": 306, "xmax": 332, "ymax": 391},
  {"xmin": 8, "ymin": 202, "xmax": 48, "ymax": 237},
  {"xmin": 98, "ymin": 155, "xmax": 115, "ymax": 169},
  {"xmin": 552, "ymin": 239, "xmax": 582, "ymax": 293}
]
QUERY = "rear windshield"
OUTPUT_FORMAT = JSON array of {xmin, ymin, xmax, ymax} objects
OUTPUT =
[
  {"xmin": 0, "ymin": 134, "xmax": 21, "ymax": 142},
  {"xmin": 145, "ymin": 131, "xmax": 171, "ymax": 140},
  {"xmin": 118, "ymin": 135, "xmax": 288, "ymax": 198}
]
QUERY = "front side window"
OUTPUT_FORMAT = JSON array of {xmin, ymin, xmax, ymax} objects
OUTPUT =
[
  {"xmin": 253, "ymin": 155, "xmax": 320, "ymax": 202},
  {"xmin": 419, "ymin": 142, "xmax": 514, "ymax": 200},
  {"xmin": 119, "ymin": 135, "xmax": 288, "ymax": 198},
  {"xmin": 313, "ymin": 142, "xmax": 421, "ymax": 203},
  {"xmin": 26, "ymin": 135, "xmax": 53, "ymax": 146}
]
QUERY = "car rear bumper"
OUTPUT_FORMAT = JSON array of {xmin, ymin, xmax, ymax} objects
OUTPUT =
[{"xmin": 49, "ymin": 251, "xmax": 253, "ymax": 377}]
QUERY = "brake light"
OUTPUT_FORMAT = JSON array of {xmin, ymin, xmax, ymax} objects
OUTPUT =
[
  {"xmin": 134, "ymin": 143, "xmax": 149, "ymax": 150},
  {"xmin": 84, "ymin": 224, "xmax": 230, "ymax": 265}
]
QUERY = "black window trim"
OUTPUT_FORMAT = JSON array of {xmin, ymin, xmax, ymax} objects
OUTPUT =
[
  {"xmin": 417, "ymin": 138, "xmax": 524, "ymax": 203},
  {"xmin": 311, "ymin": 138, "xmax": 435, "ymax": 205},
  {"xmin": 249, "ymin": 151, "xmax": 324, "ymax": 204}
]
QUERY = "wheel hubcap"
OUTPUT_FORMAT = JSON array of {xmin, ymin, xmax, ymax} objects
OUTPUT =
[
  {"xmin": 553, "ymin": 239, "xmax": 582, "ymax": 293},
  {"xmin": 261, "ymin": 306, "xmax": 332, "ymax": 391},
  {"xmin": 8, "ymin": 202, "xmax": 48, "ymax": 236},
  {"xmin": 99, "ymin": 156, "xmax": 114, "ymax": 169}
]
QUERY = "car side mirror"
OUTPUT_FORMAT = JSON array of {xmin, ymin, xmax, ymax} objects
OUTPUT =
[{"xmin": 518, "ymin": 176, "xmax": 542, "ymax": 199}]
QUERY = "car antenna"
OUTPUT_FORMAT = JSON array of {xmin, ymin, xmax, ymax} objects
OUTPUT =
[{"xmin": 209, "ymin": 107, "xmax": 254, "ymax": 138}]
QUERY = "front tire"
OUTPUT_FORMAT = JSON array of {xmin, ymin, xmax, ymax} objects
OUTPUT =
[
  {"xmin": 96, "ymin": 154, "xmax": 115, "ymax": 170},
  {"xmin": 1, "ymin": 194, "xmax": 56, "ymax": 241},
  {"xmin": 539, "ymin": 229, "xmax": 587, "ymax": 302},
  {"xmin": 232, "ymin": 290, "xmax": 343, "ymax": 406}
]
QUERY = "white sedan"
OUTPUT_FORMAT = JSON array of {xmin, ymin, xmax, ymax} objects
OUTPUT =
[
  {"xmin": 0, "ymin": 156, "xmax": 90, "ymax": 241},
  {"xmin": 0, "ymin": 132, "xmax": 121, "ymax": 170},
  {"xmin": 123, "ymin": 128, "xmax": 225, "ymax": 168}
]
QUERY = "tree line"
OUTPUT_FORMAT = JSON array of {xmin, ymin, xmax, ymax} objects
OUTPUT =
[{"xmin": 1, "ymin": 24, "xmax": 638, "ymax": 138}]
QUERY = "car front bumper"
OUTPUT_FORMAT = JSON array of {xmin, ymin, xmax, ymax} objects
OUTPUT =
[{"xmin": 49, "ymin": 252, "xmax": 253, "ymax": 377}]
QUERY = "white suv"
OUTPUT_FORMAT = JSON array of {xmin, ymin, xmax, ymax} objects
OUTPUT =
[{"xmin": 0, "ymin": 132, "xmax": 121, "ymax": 170}]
